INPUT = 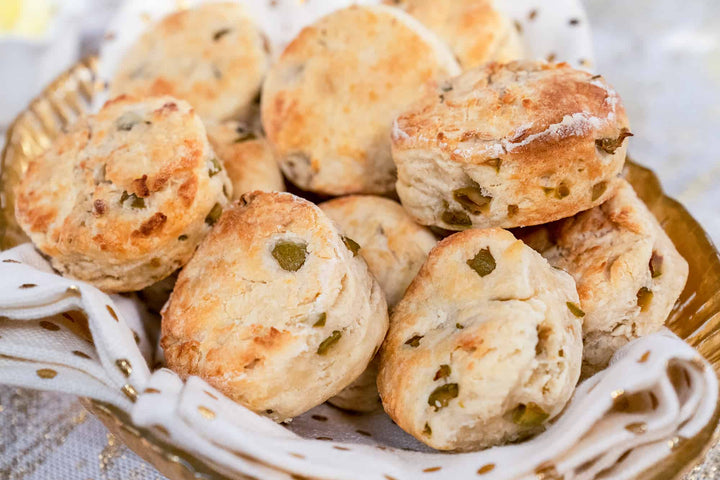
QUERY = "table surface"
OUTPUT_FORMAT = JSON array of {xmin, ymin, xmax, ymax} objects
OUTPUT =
[{"xmin": 1, "ymin": 0, "xmax": 719, "ymax": 478}]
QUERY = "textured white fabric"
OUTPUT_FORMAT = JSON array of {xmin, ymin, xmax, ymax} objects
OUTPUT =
[
  {"xmin": 0, "ymin": 245, "xmax": 152, "ymax": 411},
  {"xmin": 0, "ymin": 243, "xmax": 716, "ymax": 480}
]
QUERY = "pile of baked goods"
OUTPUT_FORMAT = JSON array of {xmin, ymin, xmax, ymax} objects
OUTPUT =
[{"xmin": 13, "ymin": 1, "xmax": 689, "ymax": 452}]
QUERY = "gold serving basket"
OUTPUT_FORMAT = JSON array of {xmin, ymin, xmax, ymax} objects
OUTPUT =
[{"xmin": 1, "ymin": 58, "xmax": 719, "ymax": 480}]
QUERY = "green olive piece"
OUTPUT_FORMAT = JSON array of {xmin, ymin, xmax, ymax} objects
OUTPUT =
[
  {"xmin": 131, "ymin": 196, "xmax": 146, "ymax": 209},
  {"xmin": 312, "ymin": 312, "xmax": 327, "ymax": 328},
  {"xmin": 405, "ymin": 335, "xmax": 423, "ymax": 348},
  {"xmin": 453, "ymin": 186, "xmax": 492, "ymax": 215},
  {"xmin": 272, "ymin": 241, "xmax": 308, "ymax": 272},
  {"xmin": 542, "ymin": 187, "xmax": 555, "ymax": 197},
  {"xmin": 317, "ymin": 330, "xmax": 342, "ymax": 355},
  {"xmin": 423, "ymin": 423, "xmax": 432, "ymax": 436},
  {"xmin": 467, "ymin": 248, "xmax": 496, "ymax": 277},
  {"xmin": 456, "ymin": 323, "xmax": 464, "ymax": 329},
  {"xmin": 555, "ymin": 182, "xmax": 570, "ymax": 199},
  {"xmin": 120, "ymin": 191, "xmax": 146, "ymax": 209},
  {"xmin": 205, "ymin": 203, "xmax": 223, "ymax": 226},
  {"xmin": 341, "ymin": 236, "xmax": 361, "ymax": 256},
  {"xmin": 442, "ymin": 210, "xmax": 472, "ymax": 227},
  {"xmin": 428, "ymin": 383, "xmax": 459, "ymax": 411},
  {"xmin": 234, "ymin": 130, "xmax": 258, "ymax": 143},
  {"xmin": 596, "ymin": 128, "xmax": 634, "ymax": 154},
  {"xmin": 208, "ymin": 158, "xmax": 222, "ymax": 177},
  {"xmin": 566, "ymin": 302, "xmax": 586, "ymax": 318},
  {"xmin": 512, "ymin": 402, "xmax": 549, "ymax": 426},
  {"xmin": 434, "ymin": 364, "xmax": 451, "ymax": 381},
  {"xmin": 178, "ymin": 234, "xmax": 188, "ymax": 241},
  {"xmin": 592, "ymin": 181, "xmax": 608, "ymax": 201},
  {"xmin": 213, "ymin": 28, "xmax": 231, "ymax": 41},
  {"xmin": 650, "ymin": 252, "xmax": 664, "ymax": 278},
  {"xmin": 637, "ymin": 287, "xmax": 654, "ymax": 312},
  {"xmin": 115, "ymin": 112, "xmax": 143, "ymax": 131}
]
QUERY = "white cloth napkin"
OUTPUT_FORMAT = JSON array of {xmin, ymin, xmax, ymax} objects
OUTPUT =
[{"xmin": 0, "ymin": 243, "xmax": 716, "ymax": 480}]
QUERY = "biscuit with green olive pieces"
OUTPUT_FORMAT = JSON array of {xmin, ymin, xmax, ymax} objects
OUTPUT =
[
  {"xmin": 206, "ymin": 120, "xmax": 285, "ymax": 199},
  {"xmin": 378, "ymin": 228, "xmax": 582, "ymax": 450},
  {"xmin": 385, "ymin": 0, "xmax": 524, "ymax": 69},
  {"xmin": 161, "ymin": 192, "xmax": 389, "ymax": 422},
  {"xmin": 111, "ymin": 2, "xmax": 271, "ymax": 122},
  {"xmin": 14, "ymin": 95, "xmax": 231, "ymax": 293},
  {"xmin": 392, "ymin": 61, "xmax": 631, "ymax": 230},
  {"xmin": 261, "ymin": 4, "xmax": 460, "ymax": 196},
  {"xmin": 320, "ymin": 195, "xmax": 437, "ymax": 412},
  {"xmin": 518, "ymin": 179, "xmax": 688, "ymax": 377}
]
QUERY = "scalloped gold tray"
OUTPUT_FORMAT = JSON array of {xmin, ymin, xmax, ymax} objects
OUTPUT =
[{"xmin": 2, "ymin": 58, "xmax": 719, "ymax": 480}]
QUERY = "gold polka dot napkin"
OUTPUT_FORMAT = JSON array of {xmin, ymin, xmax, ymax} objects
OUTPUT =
[{"xmin": 0, "ymin": 244, "xmax": 152, "ymax": 410}]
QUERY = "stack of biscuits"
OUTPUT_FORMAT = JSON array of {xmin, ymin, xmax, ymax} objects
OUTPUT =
[{"xmin": 13, "ymin": 1, "xmax": 688, "ymax": 452}]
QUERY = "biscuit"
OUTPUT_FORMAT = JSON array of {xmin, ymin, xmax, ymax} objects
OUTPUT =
[
  {"xmin": 161, "ymin": 192, "xmax": 389, "ymax": 421},
  {"xmin": 15, "ymin": 95, "xmax": 232, "ymax": 293},
  {"xmin": 261, "ymin": 5, "xmax": 460, "ymax": 196},
  {"xmin": 111, "ymin": 2, "xmax": 270, "ymax": 122},
  {"xmin": 392, "ymin": 61, "xmax": 631, "ymax": 230},
  {"xmin": 319, "ymin": 196, "xmax": 437, "ymax": 308},
  {"xmin": 328, "ymin": 357, "xmax": 383, "ymax": 413},
  {"xmin": 319, "ymin": 195, "xmax": 437, "ymax": 412},
  {"xmin": 386, "ymin": 0, "xmax": 524, "ymax": 69},
  {"xmin": 206, "ymin": 121, "xmax": 284, "ymax": 199},
  {"xmin": 518, "ymin": 179, "xmax": 689, "ymax": 377},
  {"xmin": 377, "ymin": 228, "xmax": 582, "ymax": 451}
]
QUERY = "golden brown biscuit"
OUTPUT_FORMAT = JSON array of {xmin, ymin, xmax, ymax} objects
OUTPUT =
[
  {"xmin": 378, "ymin": 228, "xmax": 582, "ymax": 451},
  {"xmin": 392, "ymin": 61, "xmax": 631, "ymax": 231},
  {"xmin": 518, "ymin": 179, "xmax": 689, "ymax": 377},
  {"xmin": 319, "ymin": 195, "xmax": 437, "ymax": 412},
  {"xmin": 319, "ymin": 195, "xmax": 437, "ymax": 308},
  {"xmin": 261, "ymin": 4, "xmax": 460, "ymax": 196},
  {"xmin": 206, "ymin": 121, "xmax": 284, "ymax": 199},
  {"xmin": 161, "ymin": 192, "xmax": 389, "ymax": 421},
  {"xmin": 111, "ymin": 2, "xmax": 270, "ymax": 122},
  {"xmin": 386, "ymin": 0, "xmax": 524, "ymax": 69},
  {"xmin": 15, "ymin": 95, "xmax": 231, "ymax": 292}
]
